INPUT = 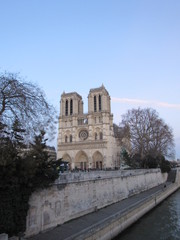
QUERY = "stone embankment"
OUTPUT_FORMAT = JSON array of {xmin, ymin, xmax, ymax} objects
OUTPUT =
[
  {"xmin": 1, "ymin": 169, "xmax": 180, "ymax": 240},
  {"xmin": 25, "ymin": 169, "xmax": 167, "ymax": 237},
  {"xmin": 28, "ymin": 168, "xmax": 180, "ymax": 240}
]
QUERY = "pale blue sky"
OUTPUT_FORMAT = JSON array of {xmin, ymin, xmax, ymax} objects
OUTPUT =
[{"xmin": 0, "ymin": 0, "xmax": 180, "ymax": 158}]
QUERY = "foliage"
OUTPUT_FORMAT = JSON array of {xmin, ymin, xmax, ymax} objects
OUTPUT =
[
  {"xmin": 159, "ymin": 156, "xmax": 171, "ymax": 173},
  {"xmin": 121, "ymin": 108, "xmax": 175, "ymax": 160},
  {"xmin": 142, "ymin": 154, "xmax": 159, "ymax": 169},
  {"xmin": 130, "ymin": 153, "xmax": 142, "ymax": 168},
  {"xmin": 0, "ymin": 73, "xmax": 59, "ymax": 236},
  {"xmin": 25, "ymin": 130, "xmax": 61, "ymax": 188},
  {"xmin": 120, "ymin": 148, "xmax": 131, "ymax": 166},
  {"xmin": 0, "ymin": 71, "xmax": 57, "ymax": 142},
  {"xmin": 121, "ymin": 148, "xmax": 169, "ymax": 171},
  {"xmin": 0, "ymin": 126, "xmax": 61, "ymax": 236}
]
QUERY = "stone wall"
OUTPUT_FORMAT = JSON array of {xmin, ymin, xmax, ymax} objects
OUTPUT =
[
  {"xmin": 73, "ymin": 169, "xmax": 180, "ymax": 240},
  {"xmin": 26, "ymin": 169, "xmax": 167, "ymax": 237}
]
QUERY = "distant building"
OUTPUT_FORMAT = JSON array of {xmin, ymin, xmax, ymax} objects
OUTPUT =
[
  {"xmin": 57, "ymin": 85, "xmax": 129, "ymax": 170},
  {"xmin": 20, "ymin": 146, "xmax": 56, "ymax": 161},
  {"xmin": 44, "ymin": 146, "xmax": 56, "ymax": 161}
]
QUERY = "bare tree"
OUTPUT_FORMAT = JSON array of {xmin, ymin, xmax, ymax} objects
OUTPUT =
[
  {"xmin": 121, "ymin": 108, "xmax": 175, "ymax": 159},
  {"xmin": 0, "ymin": 72, "xmax": 57, "ymax": 142},
  {"xmin": 113, "ymin": 123, "xmax": 131, "ymax": 150}
]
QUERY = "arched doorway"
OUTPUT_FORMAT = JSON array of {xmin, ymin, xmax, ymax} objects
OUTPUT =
[
  {"xmin": 75, "ymin": 151, "xmax": 88, "ymax": 170},
  {"xmin": 62, "ymin": 153, "xmax": 72, "ymax": 170},
  {"xmin": 92, "ymin": 151, "xmax": 103, "ymax": 170}
]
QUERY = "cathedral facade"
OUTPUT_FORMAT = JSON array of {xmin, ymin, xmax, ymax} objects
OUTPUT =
[{"xmin": 57, "ymin": 85, "xmax": 122, "ymax": 170}]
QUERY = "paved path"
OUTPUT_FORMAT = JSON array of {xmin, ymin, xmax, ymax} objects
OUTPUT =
[{"xmin": 28, "ymin": 182, "xmax": 171, "ymax": 240}]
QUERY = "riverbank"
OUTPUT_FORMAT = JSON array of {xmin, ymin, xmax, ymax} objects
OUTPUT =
[
  {"xmin": 114, "ymin": 188, "xmax": 180, "ymax": 240},
  {"xmin": 26, "ymin": 169, "xmax": 166, "ymax": 237},
  {"xmin": 28, "ymin": 169, "xmax": 180, "ymax": 240}
]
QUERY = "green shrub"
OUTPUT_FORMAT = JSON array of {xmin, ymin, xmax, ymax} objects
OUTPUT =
[{"xmin": 0, "ymin": 131, "xmax": 61, "ymax": 236}]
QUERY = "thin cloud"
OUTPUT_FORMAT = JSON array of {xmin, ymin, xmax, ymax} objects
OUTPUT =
[{"xmin": 112, "ymin": 97, "xmax": 180, "ymax": 110}]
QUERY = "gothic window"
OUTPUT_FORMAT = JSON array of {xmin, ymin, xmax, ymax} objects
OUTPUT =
[
  {"xmin": 70, "ymin": 135, "xmax": 72, "ymax": 142},
  {"xmin": 65, "ymin": 135, "xmax": 68, "ymax": 143},
  {"xmin": 94, "ymin": 95, "xmax": 97, "ymax": 112},
  {"xmin": 100, "ymin": 132, "xmax": 103, "ymax": 140},
  {"xmin": 78, "ymin": 100, "xmax": 80, "ymax": 113},
  {"xmin": 65, "ymin": 100, "xmax": 68, "ymax": 116},
  {"xmin": 99, "ymin": 95, "xmax": 101, "ymax": 111},
  {"xmin": 95, "ymin": 133, "xmax": 97, "ymax": 140},
  {"xmin": 70, "ymin": 99, "xmax": 73, "ymax": 115}
]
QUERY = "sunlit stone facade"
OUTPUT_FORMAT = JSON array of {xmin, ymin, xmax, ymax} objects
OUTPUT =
[{"xmin": 57, "ymin": 85, "xmax": 122, "ymax": 169}]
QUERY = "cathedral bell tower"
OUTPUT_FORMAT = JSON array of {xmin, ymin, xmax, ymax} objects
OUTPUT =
[
  {"xmin": 88, "ymin": 84, "xmax": 111, "ymax": 114},
  {"xmin": 60, "ymin": 91, "xmax": 83, "ymax": 117}
]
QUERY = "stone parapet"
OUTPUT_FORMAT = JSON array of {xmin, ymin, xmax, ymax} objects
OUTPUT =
[{"xmin": 56, "ymin": 169, "xmax": 162, "ymax": 183}]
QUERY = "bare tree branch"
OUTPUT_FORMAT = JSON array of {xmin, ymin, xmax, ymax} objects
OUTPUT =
[
  {"xmin": 121, "ymin": 108, "xmax": 175, "ymax": 159},
  {"xmin": 0, "ymin": 72, "xmax": 57, "ymax": 142}
]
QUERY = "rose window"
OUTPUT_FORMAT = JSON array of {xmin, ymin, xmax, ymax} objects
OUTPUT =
[{"xmin": 79, "ymin": 130, "xmax": 88, "ymax": 140}]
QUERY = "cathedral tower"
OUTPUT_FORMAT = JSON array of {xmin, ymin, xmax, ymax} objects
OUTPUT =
[
  {"xmin": 88, "ymin": 84, "xmax": 111, "ymax": 113},
  {"xmin": 57, "ymin": 85, "xmax": 121, "ymax": 170},
  {"xmin": 60, "ymin": 92, "xmax": 83, "ymax": 117}
]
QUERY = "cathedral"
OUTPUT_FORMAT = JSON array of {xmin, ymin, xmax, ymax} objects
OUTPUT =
[{"xmin": 57, "ymin": 85, "xmax": 124, "ymax": 170}]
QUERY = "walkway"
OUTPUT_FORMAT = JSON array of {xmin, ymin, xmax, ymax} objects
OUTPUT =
[{"xmin": 28, "ymin": 182, "xmax": 173, "ymax": 240}]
